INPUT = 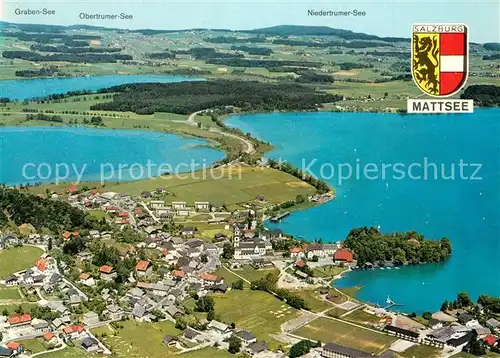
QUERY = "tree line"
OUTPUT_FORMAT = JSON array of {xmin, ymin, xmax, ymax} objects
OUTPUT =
[
  {"xmin": 25, "ymin": 113, "xmax": 63, "ymax": 123},
  {"xmin": 250, "ymin": 272, "xmax": 308, "ymax": 309},
  {"xmin": 461, "ymin": 85, "xmax": 500, "ymax": 107},
  {"xmin": 90, "ymin": 80, "xmax": 343, "ymax": 115},
  {"xmin": 343, "ymin": 227, "xmax": 452, "ymax": 266},
  {"xmin": 30, "ymin": 44, "xmax": 122, "ymax": 53},
  {"xmin": 230, "ymin": 45, "xmax": 273, "ymax": 56},
  {"xmin": 2, "ymin": 50, "xmax": 132, "ymax": 63}
]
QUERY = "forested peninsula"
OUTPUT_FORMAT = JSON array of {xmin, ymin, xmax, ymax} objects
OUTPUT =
[{"xmin": 343, "ymin": 227, "xmax": 452, "ymax": 266}]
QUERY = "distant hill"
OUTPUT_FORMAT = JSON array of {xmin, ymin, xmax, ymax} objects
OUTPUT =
[
  {"xmin": 0, "ymin": 21, "xmax": 408, "ymax": 42},
  {"xmin": 248, "ymin": 25, "xmax": 409, "ymax": 42}
]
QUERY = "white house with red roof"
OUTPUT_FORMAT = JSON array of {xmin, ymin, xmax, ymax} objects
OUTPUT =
[
  {"xmin": 99, "ymin": 265, "xmax": 117, "ymax": 281},
  {"xmin": 135, "ymin": 260, "xmax": 153, "ymax": 277}
]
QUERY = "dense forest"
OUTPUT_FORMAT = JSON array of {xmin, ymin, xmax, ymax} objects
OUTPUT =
[
  {"xmin": 343, "ymin": 227, "xmax": 452, "ymax": 266},
  {"xmin": 461, "ymin": 85, "xmax": 500, "ymax": 107},
  {"xmin": 90, "ymin": 80, "xmax": 343, "ymax": 115},
  {"xmin": 230, "ymin": 45, "xmax": 273, "ymax": 56},
  {"xmin": 0, "ymin": 187, "xmax": 98, "ymax": 233},
  {"xmin": 146, "ymin": 52, "xmax": 175, "ymax": 59},
  {"xmin": 2, "ymin": 51, "xmax": 132, "ymax": 63},
  {"xmin": 483, "ymin": 43, "xmax": 500, "ymax": 51},
  {"xmin": 482, "ymin": 54, "xmax": 500, "ymax": 60}
]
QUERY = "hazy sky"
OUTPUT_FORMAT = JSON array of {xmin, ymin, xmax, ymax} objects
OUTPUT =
[{"xmin": 1, "ymin": 0, "xmax": 499, "ymax": 43}]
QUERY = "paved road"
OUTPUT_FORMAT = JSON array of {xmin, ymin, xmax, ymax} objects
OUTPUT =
[
  {"xmin": 140, "ymin": 202, "xmax": 160, "ymax": 223},
  {"xmin": 180, "ymin": 109, "xmax": 256, "ymax": 154}
]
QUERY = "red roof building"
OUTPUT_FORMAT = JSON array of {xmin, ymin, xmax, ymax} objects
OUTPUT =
[
  {"xmin": 290, "ymin": 247, "xmax": 303, "ymax": 254},
  {"xmin": 172, "ymin": 270, "xmax": 185, "ymax": 278},
  {"xmin": 79, "ymin": 273, "xmax": 91, "ymax": 280},
  {"xmin": 99, "ymin": 265, "xmax": 114, "ymax": 274},
  {"xmin": 200, "ymin": 273, "xmax": 222, "ymax": 282},
  {"xmin": 334, "ymin": 248, "xmax": 353, "ymax": 262},
  {"xmin": 43, "ymin": 332, "xmax": 55, "ymax": 342},
  {"xmin": 482, "ymin": 335, "xmax": 498, "ymax": 347},
  {"xmin": 118, "ymin": 212, "xmax": 129, "ymax": 217},
  {"xmin": 6, "ymin": 342, "xmax": 21, "ymax": 350},
  {"xmin": 63, "ymin": 325, "xmax": 84, "ymax": 334},
  {"xmin": 136, "ymin": 260, "xmax": 150, "ymax": 271},
  {"xmin": 295, "ymin": 261, "xmax": 305, "ymax": 268},
  {"xmin": 8, "ymin": 313, "xmax": 32, "ymax": 326},
  {"xmin": 67, "ymin": 184, "xmax": 77, "ymax": 194}
]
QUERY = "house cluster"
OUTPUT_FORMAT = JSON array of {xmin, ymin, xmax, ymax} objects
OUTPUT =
[
  {"xmin": 144, "ymin": 200, "xmax": 220, "ymax": 219},
  {"xmin": 164, "ymin": 320, "xmax": 277, "ymax": 357},
  {"xmin": 289, "ymin": 242, "xmax": 349, "ymax": 263},
  {"xmin": 423, "ymin": 311, "xmax": 500, "ymax": 351},
  {"xmin": 0, "ymin": 234, "xmax": 22, "ymax": 250},
  {"xmin": 2, "ymin": 253, "xmax": 65, "ymax": 294}
]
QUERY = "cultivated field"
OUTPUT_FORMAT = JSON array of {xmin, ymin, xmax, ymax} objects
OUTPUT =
[
  {"xmin": 293, "ymin": 317, "xmax": 396, "ymax": 355},
  {"xmin": 0, "ymin": 246, "xmax": 43, "ymax": 277},
  {"xmin": 212, "ymin": 289, "xmax": 299, "ymax": 349},
  {"xmin": 31, "ymin": 165, "xmax": 315, "ymax": 210}
]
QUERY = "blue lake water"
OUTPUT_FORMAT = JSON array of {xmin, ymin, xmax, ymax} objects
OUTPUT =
[
  {"xmin": 227, "ymin": 109, "xmax": 500, "ymax": 313},
  {"xmin": 0, "ymin": 74, "xmax": 202, "ymax": 101},
  {"xmin": 0, "ymin": 126, "xmax": 224, "ymax": 185}
]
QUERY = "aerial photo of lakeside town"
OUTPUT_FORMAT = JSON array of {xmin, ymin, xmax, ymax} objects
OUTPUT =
[{"xmin": 0, "ymin": 1, "xmax": 499, "ymax": 358}]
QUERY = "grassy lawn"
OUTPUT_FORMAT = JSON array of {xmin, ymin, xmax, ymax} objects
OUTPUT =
[
  {"xmin": 336, "ymin": 285, "xmax": 362, "ymax": 300},
  {"xmin": 232, "ymin": 265, "xmax": 279, "ymax": 283},
  {"xmin": 38, "ymin": 347, "xmax": 90, "ymax": 358},
  {"xmin": 96, "ymin": 320, "xmax": 182, "ymax": 357},
  {"xmin": 212, "ymin": 289, "xmax": 299, "ymax": 350},
  {"xmin": 289, "ymin": 289, "xmax": 333, "ymax": 313},
  {"xmin": 0, "ymin": 287, "xmax": 21, "ymax": 300},
  {"xmin": 19, "ymin": 338, "xmax": 47, "ymax": 354},
  {"xmin": 344, "ymin": 307, "xmax": 384, "ymax": 325},
  {"xmin": 326, "ymin": 306, "xmax": 349, "ymax": 318},
  {"xmin": 293, "ymin": 317, "xmax": 396, "ymax": 355},
  {"xmin": 211, "ymin": 266, "xmax": 248, "ymax": 287},
  {"xmin": 399, "ymin": 344, "xmax": 442, "ymax": 358},
  {"xmin": 451, "ymin": 353, "xmax": 500, "ymax": 358},
  {"xmin": 0, "ymin": 303, "xmax": 37, "ymax": 314},
  {"xmin": 0, "ymin": 246, "xmax": 44, "ymax": 277},
  {"xmin": 312, "ymin": 266, "xmax": 347, "ymax": 278},
  {"xmin": 179, "ymin": 347, "xmax": 235, "ymax": 357}
]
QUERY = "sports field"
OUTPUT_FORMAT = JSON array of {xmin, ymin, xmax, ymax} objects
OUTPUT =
[
  {"xmin": 292, "ymin": 317, "xmax": 396, "ymax": 355},
  {"xmin": 212, "ymin": 289, "xmax": 299, "ymax": 349},
  {"xmin": 0, "ymin": 246, "xmax": 43, "ymax": 277}
]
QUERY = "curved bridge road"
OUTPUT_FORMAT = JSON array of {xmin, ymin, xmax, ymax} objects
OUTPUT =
[{"xmin": 175, "ymin": 110, "xmax": 255, "ymax": 154}]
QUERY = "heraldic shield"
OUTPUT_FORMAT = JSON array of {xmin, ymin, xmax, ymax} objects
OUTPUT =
[{"xmin": 412, "ymin": 24, "xmax": 469, "ymax": 97}]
